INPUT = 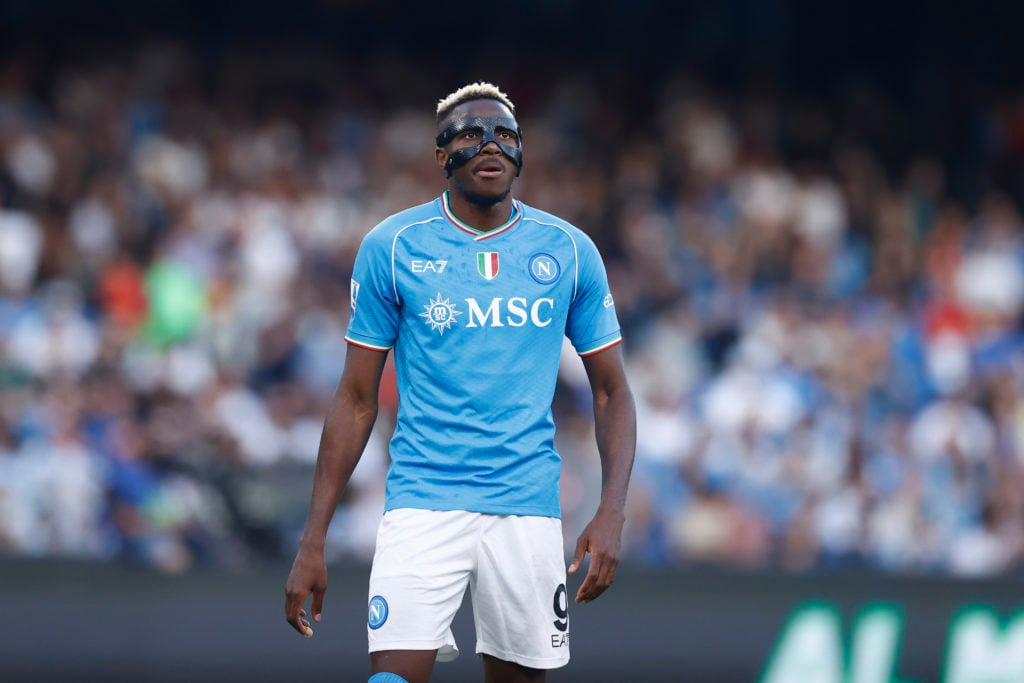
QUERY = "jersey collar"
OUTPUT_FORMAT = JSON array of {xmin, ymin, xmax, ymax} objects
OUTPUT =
[{"xmin": 440, "ymin": 191, "xmax": 522, "ymax": 242}]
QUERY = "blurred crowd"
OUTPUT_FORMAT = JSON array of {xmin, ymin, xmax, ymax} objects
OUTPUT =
[{"xmin": 1, "ymin": 44, "xmax": 1023, "ymax": 577}]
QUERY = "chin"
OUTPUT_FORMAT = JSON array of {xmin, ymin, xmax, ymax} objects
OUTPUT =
[{"xmin": 458, "ymin": 184, "xmax": 512, "ymax": 208}]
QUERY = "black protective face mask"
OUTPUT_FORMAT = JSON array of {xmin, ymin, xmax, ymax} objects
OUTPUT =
[{"xmin": 436, "ymin": 115, "xmax": 523, "ymax": 177}]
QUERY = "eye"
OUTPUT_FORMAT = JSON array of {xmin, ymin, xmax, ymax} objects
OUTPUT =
[
  {"xmin": 461, "ymin": 130, "xmax": 480, "ymax": 140},
  {"xmin": 498, "ymin": 129, "xmax": 517, "ymax": 141}
]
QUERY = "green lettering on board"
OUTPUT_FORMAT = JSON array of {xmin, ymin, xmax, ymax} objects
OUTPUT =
[
  {"xmin": 944, "ymin": 607, "xmax": 1024, "ymax": 683},
  {"xmin": 760, "ymin": 603, "xmax": 911, "ymax": 683}
]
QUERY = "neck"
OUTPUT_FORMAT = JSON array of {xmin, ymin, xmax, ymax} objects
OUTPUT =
[{"xmin": 445, "ymin": 188, "xmax": 514, "ymax": 232}]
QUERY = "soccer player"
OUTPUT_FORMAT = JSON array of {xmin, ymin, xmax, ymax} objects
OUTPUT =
[{"xmin": 284, "ymin": 82, "xmax": 636, "ymax": 683}]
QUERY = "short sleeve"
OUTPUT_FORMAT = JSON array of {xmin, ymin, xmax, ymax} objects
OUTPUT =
[
  {"xmin": 566, "ymin": 234, "xmax": 622, "ymax": 356},
  {"xmin": 345, "ymin": 229, "xmax": 400, "ymax": 351}
]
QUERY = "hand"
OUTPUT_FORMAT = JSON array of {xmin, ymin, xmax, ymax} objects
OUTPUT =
[
  {"xmin": 284, "ymin": 544, "xmax": 328, "ymax": 637},
  {"xmin": 568, "ymin": 507, "xmax": 625, "ymax": 604}
]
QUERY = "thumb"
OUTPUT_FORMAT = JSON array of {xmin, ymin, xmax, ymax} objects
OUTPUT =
[
  {"xmin": 568, "ymin": 533, "xmax": 589, "ymax": 574},
  {"xmin": 312, "ymin": 587, "xmax": 326, "ymax": 622}
]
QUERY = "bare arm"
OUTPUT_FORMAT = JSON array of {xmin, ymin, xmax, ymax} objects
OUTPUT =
[
  {"xmin": 569, "ymin": 344, "xmax": 636, "ymax": 603},
  {"xmin": 284, "ymin": 344, "xmax": 388, "ymax": 637}
]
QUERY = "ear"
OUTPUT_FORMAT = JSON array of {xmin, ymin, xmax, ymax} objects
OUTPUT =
[{"xmin": 435, "ymin": 147, "xmax": 447, "ymax": 171}]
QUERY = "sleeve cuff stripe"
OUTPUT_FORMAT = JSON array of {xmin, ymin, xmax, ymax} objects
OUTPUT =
[
  {"xmin": 345, "ymin": 336, "xmax": 392, "ymax": 351},
  {"xmin": 578, "ymin": 337, "xmax": 622, "ymax": 357}
]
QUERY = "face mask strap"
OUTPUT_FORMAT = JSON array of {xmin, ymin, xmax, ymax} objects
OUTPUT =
[{"xmin": 436, "ymin": 116, "xmax": 523, "ymax": 178}]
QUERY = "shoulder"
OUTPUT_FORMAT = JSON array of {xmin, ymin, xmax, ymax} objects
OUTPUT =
[
  {"xmin": 361, "ymin": 199, "xmax": 444, "ymax": 248},
  {"xmin": 518, "ymin": 201, "xmax": 600, "ymax": 253}
]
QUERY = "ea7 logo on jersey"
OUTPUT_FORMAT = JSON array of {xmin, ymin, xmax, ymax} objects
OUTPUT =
[{"xmin": 411, "ymin": 260, "xmax": 448, "ymax": 273}]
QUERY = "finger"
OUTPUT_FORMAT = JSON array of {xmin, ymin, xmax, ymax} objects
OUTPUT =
[
  {"xmin": 284, "ymin": 588, "xmax": 304, "ymax": 622},
  {"xmin": 568, "ymin": 534, "xmax": 589, "ymax": 574},
  {"xmin": 298, "ymin": 609, "xmax": 314, "ymax": 637},
  {"xmin": 312, "ymin": 587, "xmax": 325, "ymax": 622},
  {"xmin": 286, "ymin": 612, "xmax": 312, "ymax": 636},
  {"xmin": 599, "ymin": 555, "xmax": 619, "ymax": 589},
  {"xmin": 577, "ymin": 551, "xmax": 616, "ymax": 603},
  {"xmin": 575, "ymin": 569, "xmax": 597, "ymax": 603},
  {"xmin": 596, "ymin": 555, "xmax": 621, "ymax": 600},
  {"xmin": 590, "ymin": 550, "xmax": 611, "ymax": 585},
  {"xmin": 575, "ymin": 555, "xmax": 601, "ymax": 603},
  {"xmin": 579, "ymin": 580, "xmax": 609, "ymax": 602},
  {"xmin": 285, "ymin": 590, "xmax": 314, "ymax": 636}
]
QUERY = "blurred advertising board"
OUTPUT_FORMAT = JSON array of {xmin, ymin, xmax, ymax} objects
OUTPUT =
[{"xmin": 0, "ymin": 560, "xmax": 1020, "ymax": 682}]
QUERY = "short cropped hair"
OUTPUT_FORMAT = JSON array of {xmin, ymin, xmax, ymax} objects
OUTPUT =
[{"xmin": 436, "ymin": 82, "xmax": 516, "ymax": 124}]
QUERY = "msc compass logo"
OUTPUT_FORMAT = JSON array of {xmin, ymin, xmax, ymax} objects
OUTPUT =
[
  {"xmin": 367, "ymin": 595, "xmax": 389, "ymax": 630},
  {"xmin": 420, "ymin": 293, "xmax": 461, "ymax": 334}
]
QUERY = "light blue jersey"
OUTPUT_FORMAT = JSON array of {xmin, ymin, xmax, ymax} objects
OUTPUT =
[{"xmin": 345, "ymin": 192, "xmax": 622, "ymax": 518}]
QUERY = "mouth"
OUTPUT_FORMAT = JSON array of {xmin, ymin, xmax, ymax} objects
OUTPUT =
[{"xmin": 473, "ymin": 160, "xmax": 505, "ymax": 178}]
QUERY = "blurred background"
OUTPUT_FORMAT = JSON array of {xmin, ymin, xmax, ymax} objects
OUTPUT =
[{"xmin": 2, "ymin": 0, "xmax": 1024, "ymax": 681}]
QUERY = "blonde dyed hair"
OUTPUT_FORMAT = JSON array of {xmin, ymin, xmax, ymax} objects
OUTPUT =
[{"xmin": 436, "ymin": 81, "xmax": 516, "ymax": 123}]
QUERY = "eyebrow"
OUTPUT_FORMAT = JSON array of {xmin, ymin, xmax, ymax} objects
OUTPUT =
[{"xmin": 435, "ymin": 116, "xmax": 520, "ymax": 146}]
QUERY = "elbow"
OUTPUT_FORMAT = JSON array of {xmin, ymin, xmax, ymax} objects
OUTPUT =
[
  {"xmin": 350, "ymin": 390, "xmax": 380, "ymax": 422},
  {"xmin": 594, "ymin": 383, "xmax": 636, "ymax": 417},
  {"xmin": 335, "ymin": 381, "xmax": 381, "ymax": 426}
]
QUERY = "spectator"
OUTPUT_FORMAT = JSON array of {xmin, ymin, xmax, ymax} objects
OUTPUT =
[{"xmin": 1, "ymin": 42, "xmax": 1023, "ymax": 577}]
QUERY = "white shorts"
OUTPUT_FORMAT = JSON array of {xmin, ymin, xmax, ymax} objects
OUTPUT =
[{"xmin": 367, "ymin": 508, "xmax": 570, "ymax": 670}]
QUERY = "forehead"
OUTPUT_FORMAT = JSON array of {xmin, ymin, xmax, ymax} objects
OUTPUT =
[{"xmin": 446, "ymin": 98, "xmax": 515, "ymax": 124}]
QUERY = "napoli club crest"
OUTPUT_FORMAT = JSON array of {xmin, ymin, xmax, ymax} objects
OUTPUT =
[
  {"xmin": 368, "ymin": 595, "xmax": 389, "ymax": 629},
  {"xmin": 529, "ymin": 253, "xmax": 560, "ymax": 285}
]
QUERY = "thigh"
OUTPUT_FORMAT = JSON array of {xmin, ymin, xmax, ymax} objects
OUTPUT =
[
  {"xmin": 368, "ymin": 508, "xmax": 478, "ymax": 661},
  {"xmin": 482, "ymin": 653, "xmax": 547, "ymax": 683},
  {"xmin": 472, "ymin": 515, "xmax": 570, "ymax": 670},
  {"xmin": 371, "ymin": 649, "xmax": 437, "ymax": 683}
]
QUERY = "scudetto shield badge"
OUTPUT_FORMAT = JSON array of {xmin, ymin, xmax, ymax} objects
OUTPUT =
[{"xmin": 477, "ymin": 252, "xmax": 499, "ymax": 280}]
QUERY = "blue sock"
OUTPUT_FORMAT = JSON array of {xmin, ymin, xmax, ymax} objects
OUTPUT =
[{"xmin": 368, "ymin": 674, "xmax": 409, "ymax": 683}]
